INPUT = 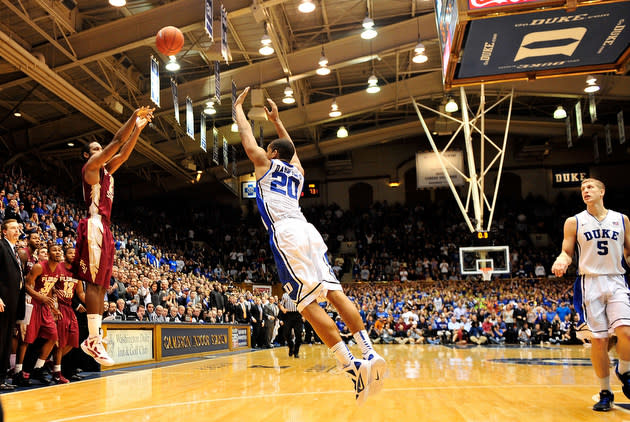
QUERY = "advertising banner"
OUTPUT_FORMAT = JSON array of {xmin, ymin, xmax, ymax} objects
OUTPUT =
[
  {"xmin": 458, "ymin": 3, "xmax": 630, "ymax": 79},
  {"xmin": 416, "ymin": 151, "xmax": 464, "ymax": 188},
  {"xmin": 161, "ymin": 326, "xmax": 229, "ymax": 358},
  {"xmin": 106, "ymin": 329, "xmax": 153, "ymax": 365},
  {"xmin": 231, "ymin": 327, "xmax": 249, "ymax": 349}
]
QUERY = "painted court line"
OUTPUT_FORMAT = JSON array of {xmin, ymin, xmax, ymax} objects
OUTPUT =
[{"xmin": 49, "ymin": 384, "xmax": 600, "ymax": 421}]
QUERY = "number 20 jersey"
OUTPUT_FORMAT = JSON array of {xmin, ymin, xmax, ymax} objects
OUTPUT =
[
  {"xmin": 256, "ymin": 159, "xmax": 306, "ymax": 230},
  {"xmin": 575, "ymin": 209, "xmax": 626, "ymax": 276}
]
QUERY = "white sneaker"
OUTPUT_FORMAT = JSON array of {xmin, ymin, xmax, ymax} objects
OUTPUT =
[
  {"xmin": 344, "ymin": 359, "xmax": 371, "ymax": 405},
  {"xmin": 81, "ymin": 336, "xmax": 115, "ymax": 366},
  {"xmin": 364, "ymin": 351, "xmax": 386, "ymax": 396}
]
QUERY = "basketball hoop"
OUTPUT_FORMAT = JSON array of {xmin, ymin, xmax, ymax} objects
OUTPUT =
[{"xmin": 480, "ymin": 267, "xmax": 492, "ymax": 281}]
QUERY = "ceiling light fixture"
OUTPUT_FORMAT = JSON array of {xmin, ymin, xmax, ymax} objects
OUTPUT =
[
  {"xmin": 298, "ymin": 0, "xmax": 316, "ymax": 13},
  {"xmin": 412, "ymin": 41, "xmax": 428, "ymax": 64},
  {"xmin": 259, "ymin": 25, "xmax": 274, "ymax": 56},
  {"xmin": 282, "ymin": 85, "xmax": 296, "ymax": 104},
  {"xmin": 109, "ymin": 0, "xmax": 126, "ymax": 7},
  {"xmin": 316, "ymin": 47, "xmax": 331, "ymax": 75},
  {"xmin": 584, "ymin": 75, "xmax": 600, "ymax": 93},
  {"xmin": 445, "ymin": 97, "xmax": 458, "ymax": 113},
  {"xmin": 361, "ymin": 16, "xmax": 377, "ymax": 40},
  {"xmin": 329, "ymin": 99, "xmax": 341, "ymax": 118},
  {"xmin": 366, "ymin": 74, "xmax": 380, "ymax": 94},
  {"xmin": 165, "ymin": 56, "xmax": 180, "ymax": 72},
  {"xmin": 67, "ymin": 142, "xmax": 74, "ymax": 147},
  {"xmin": 203, "ymin": 101, "xmax": 216, "ymax": 115},
  {"xmin": 231, "ymin": 122, "xmax": 239, "ymax": 132},
  {"xmin": 553, "ymin": 105, "xmax": 567, "ymax": 120},
  {"xmin": 337, "ymin": 126, "xmax": 348, "ymax": 138},
  {"xmin": 13, "ymin": 111, "xmax": 21, "ymax": 117}
]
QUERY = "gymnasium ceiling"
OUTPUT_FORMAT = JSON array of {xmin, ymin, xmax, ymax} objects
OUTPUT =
[{"xmin": 0, "ymin": 0, "xmax": 629, "ymax": 194}]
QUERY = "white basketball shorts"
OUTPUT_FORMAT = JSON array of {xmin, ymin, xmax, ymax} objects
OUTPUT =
[
  {"xmin": 269, "ymin": 218, "xmax": 342, "ymax": 312},
  {"xmin": 575, "ymin": 274, "xmax": 630, "ymax": 339}
]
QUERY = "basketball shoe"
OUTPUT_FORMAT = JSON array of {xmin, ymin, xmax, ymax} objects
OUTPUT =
[
  {"xmin": 344, "ymin": 359, "xmax": 371, "ymax": 405},
  {"xmin": 81, "ymin": 336, "xmax": 115, "ymax": 366},
  {"xmin": 593, "ymin": 390, "xmax": 614, "ymax": 411},
  {"xmin": 364, "ymin": 351, "xmax": 386, "ymax": 396},
  {"xmin": 52, "ymin": 372, "xmax": 69, "ymax": 384},
  {"xmin": 615, "ymin": 363, "xmax": 630, "ymax": 399}
]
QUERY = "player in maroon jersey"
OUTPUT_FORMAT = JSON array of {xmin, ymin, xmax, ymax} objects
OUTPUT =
[
  {"xmin": 51, "ymin": 245, "xmax": 84, "ymax": 384},
  {"xmin": 22, "ymin": 231, "xmax": 41, "ymax": 276},
  {"xmin": 73, "ymin": 106, "xmax": 153, "ymax": 366},
  {"xmin": 13, "ymin": 242, "xmax": 63, "ymax": 386}
]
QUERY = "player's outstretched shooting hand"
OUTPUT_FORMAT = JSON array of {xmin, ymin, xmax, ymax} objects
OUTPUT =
[
  {"xmin": 234, "ymin": 87, "xmax": 250, "ymax": 108},
  {"xmin": 264, "ymin": 98, "xmax": 279, "ymax": 122},
  {"xmin": 135, "ymin": 106, "xmax": 155, "ymax": 130}
]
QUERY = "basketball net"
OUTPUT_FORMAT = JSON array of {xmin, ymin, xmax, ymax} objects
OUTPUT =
[{"xmin": 481, "ymin": 267, "xmax": 492, "ymax": 281}]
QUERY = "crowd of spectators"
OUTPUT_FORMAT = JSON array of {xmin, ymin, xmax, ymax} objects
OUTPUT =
[{"xmin": 0, "ymin": 164, "xmax": 606, "ymax": 351}]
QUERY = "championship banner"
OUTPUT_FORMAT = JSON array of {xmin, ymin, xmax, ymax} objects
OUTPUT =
[
  {"xmin": 593, "ymin": 134, "xmax": 600, "ymax": 164},
  {"xmin": 565, "ymin": 114, "xmax": 572, "ymax": 148},
  {"xmin": 205, "ymin": 0, "xmax": 213, "ymax": 41},
  {"xmin": 221, "ymin": 4, "xmax": 228, "ymax": 63},
  {"xmin": 212, "ymin": 127, "xmax": 219, "ymax": 164},
  {"xmin": 223, "ymin": 136, "xmax": 228, "ymax": 172},
  {"xmin": 458, "ymin": 3, "xmax": 630, "ymax": 79},
  {"xmin": 605, "ymin": 124, "xmax": 612, "ymax": 155},
  {"xmin": 416, "ymin": 150, "xmax": 465, "ymax": 189},
  {"xmin": 200, "ymin": 113, "xmax": 207, "ymax": 152},
  {"xmin": 171, "ymin": 78, "xmax": 179, "ymax": 124},
  {"xmin": 231, "ymin": 146, "xmax": 236, "ymax": 176},
  {"xmin": 588, "ymin": 93, "xmax": 597, "ymax": 124},
  {"xmin": 575, "ymin": 101, "xmax": 583, "ymax": 138},
  {"xmin": 214, "ymin": 61, "xmax": 221, "ymax": 104},
  {"xmin": 619, "ymin": 111, "xmax": 626, "ymax": 144},
  {"xmin": 186, "ymin": 97, "xmax": 194, "ymax": 139},
  {"xmin": 231, "ymin": 80, "xmax": 237, "ymax": 122},
  {"xmin": 150, "ymin": 56, "xmax": 160, "ymax": 107}
]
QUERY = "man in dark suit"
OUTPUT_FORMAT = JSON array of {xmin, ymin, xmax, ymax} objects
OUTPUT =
[
  {"xmin": 250, "ymin": 297, "xmax": 265, "ymax": 348},
  {"xmin": 0, "ymin": 219, "xmax": 25, "ymax": 390}
]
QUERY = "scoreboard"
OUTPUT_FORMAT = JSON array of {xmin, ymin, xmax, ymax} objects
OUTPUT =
[{"xmin": 437, "ymin": 0, "xmax": 630, "ymax": 88}]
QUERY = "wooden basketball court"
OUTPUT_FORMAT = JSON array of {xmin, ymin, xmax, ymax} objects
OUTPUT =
[{"xmin": 2, "ymin": 344, "xmax": 627, "ymax": 421}]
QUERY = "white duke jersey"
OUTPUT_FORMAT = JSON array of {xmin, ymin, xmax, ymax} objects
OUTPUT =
[
  {"xmin": 256, "ymin": 159, "xmax": 306, "ymax": 230},
  {"xmin": 575, "ymin": 209, "xmax": 626, "ymax": 275}
]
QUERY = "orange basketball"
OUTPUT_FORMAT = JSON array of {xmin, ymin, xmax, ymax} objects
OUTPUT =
[{"xmin": 156, "ymin": 26, "xmax": 184, "ymax": 56}]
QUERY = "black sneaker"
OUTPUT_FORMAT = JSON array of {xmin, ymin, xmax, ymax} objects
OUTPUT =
[
  {"xmin": 616, "ymin": 363, "xmax": 630, "ymax": 399},
  {"xmin": 593, "ymin": 390, "xmax": 614, "ymax": 411},
  {"xmin": 13, "ymin": 371, "xmax": 32, "ymax": 387},
  {"xmin": 31, "ymin": 368, "xmax": 52, "ymax": 385}
]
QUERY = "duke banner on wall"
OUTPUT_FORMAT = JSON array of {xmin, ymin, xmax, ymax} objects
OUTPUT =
[{"xmin": 416, "ymin": 151, "xmax": 464, "ymax": 189}]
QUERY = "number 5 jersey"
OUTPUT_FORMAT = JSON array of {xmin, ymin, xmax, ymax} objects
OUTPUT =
[{"xmin": 575, "ymin": 209, "xmax": 626, "ymax": 276}]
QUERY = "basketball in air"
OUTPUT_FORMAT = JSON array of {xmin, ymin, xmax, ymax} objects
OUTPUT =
[{"xmin": 155, "ymin": 26, "xmax": 184, "ymax": 56}]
